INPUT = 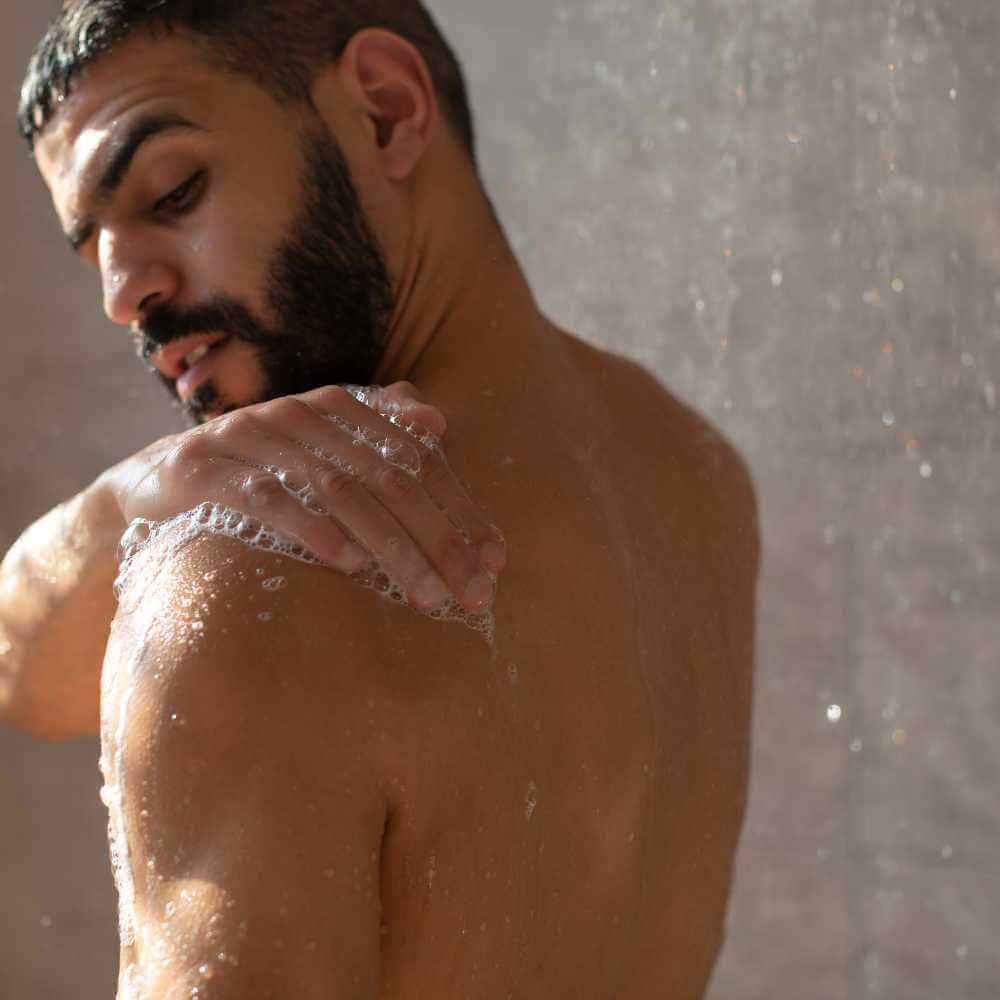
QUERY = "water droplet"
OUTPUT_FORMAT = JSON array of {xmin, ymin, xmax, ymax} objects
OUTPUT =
[
  {"xmin": 40, "ymin": 915, "xmax": 53, "ymax": 929},
  {"xmin": 882, "ymin": 411, "xmax": 896, "ymax": 427},
  {"xmin": 771, "ymin": 269, "xmax": 784, "ymax": 287},
  {"xmin": 262, "ymin": 576, "xmax": 287, "ymax": 592},
  {"xmin": 525, "ymin": 781, "xmax": 539, "ymax": 821},
  {"xmin": 919, "ymin": 462, "xmax": 933, "ymax": 479},
  {"xmin": 850, "ymin": 738, "xmax": 863, "ymax": 753},
  {"xmin": 257, "ymin": 612, "xmax": 274, "ymax": 623},
  {"xmin": 826, "ymin": 704, "xmax": 843, "ymax": 723}
]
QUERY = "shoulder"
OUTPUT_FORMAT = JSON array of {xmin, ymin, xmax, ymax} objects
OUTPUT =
[
  {"xmin": 570, "ymin": 335, "xmax": 760, "ymax": 563},
  {"xmin": 106, "ymin": 524, "xmax": 418, "ymax": 778},
  {"xmin": 103, "ymin": 526, "xmax": 396, "ymax": 995},
  {"xmin": 105, "ymin": 518, "xmax": 490, "ymax": 779}
]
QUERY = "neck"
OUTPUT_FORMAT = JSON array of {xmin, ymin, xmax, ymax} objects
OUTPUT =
[{"xmin": 373, "ymin": 178, "xmax": 556, "ymax": 406}]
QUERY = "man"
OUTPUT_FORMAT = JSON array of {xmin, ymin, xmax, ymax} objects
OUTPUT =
[{"xmin": 2, "ymin": 2, "xmax": 759, "ymax": 997}]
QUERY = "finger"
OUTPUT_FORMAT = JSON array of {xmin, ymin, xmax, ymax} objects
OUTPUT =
[
  {"xmin": 300, "ymin": 460, "xmax": 463, "ymax": 611},
  {"xmin": 371, "ymin": 381, "xmax": 448, "ymax": 437},
  {"xmin": 294, "ymin": 386, "xmax": 502, "ymax": 568},
  {"xmin": 213, "ymin": 465, "xmax": 370, "ymax": 573},
  {"xmin": 255, "ymin": 394, "xmax": 501, "ymax": 609},
  {"xmin": 207, "ymin": 409, "xmax": 458, "ymax": 608},
  {"xmin": 190, "ymin": 412, "xmax": 377, "ymax": 572},
  {"xmin": 411, "ymin": 446, "xmax": 507, "ymax": 574},
  {"xmin": 302, "ymin": 384, "xmax": 445, "ymax": 446}
]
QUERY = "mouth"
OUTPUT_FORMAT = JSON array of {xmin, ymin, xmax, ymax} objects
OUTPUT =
[{"xmin": 172, "ymin": 336, "xmax": 233, "ymax": 402}]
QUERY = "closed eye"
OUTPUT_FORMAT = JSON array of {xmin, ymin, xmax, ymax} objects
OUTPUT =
[{"xmin": 154, "ymin": 171, "xmax": 206, "ymax": 216}]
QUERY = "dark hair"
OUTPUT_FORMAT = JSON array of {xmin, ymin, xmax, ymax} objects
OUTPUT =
[{"xmin": 18, "ymin": 0, "xmax": 477, "ymax": 165}]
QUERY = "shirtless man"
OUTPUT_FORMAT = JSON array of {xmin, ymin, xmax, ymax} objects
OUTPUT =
[{"xmin": 3, "ymin": 2, "xmax": 759, "ymax": 997}]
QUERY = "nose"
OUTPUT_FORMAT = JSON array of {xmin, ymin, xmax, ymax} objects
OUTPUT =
[{"xmin": 99, "ymin": 228, "xmax": 180, "ymax": 326}]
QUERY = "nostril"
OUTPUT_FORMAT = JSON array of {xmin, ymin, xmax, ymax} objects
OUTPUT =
[{"xmin": 138, "ymin": 291, "xmax": 162, "ymax": 313}]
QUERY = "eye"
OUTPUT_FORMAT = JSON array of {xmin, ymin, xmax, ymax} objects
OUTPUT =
[{"xmin": 154, "ymin": 170, "xmax": 206, "ymax": 216}]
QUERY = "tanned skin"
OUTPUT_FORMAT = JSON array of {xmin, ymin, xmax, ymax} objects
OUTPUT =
[{"xmin": 34, "ymin": 27, "xmax": 759, "ymax": 1000}]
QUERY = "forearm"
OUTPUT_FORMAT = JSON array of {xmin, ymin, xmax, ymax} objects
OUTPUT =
[{"xmin": 0, "ymin": 481, "xmax": 123, "ymax": 739}]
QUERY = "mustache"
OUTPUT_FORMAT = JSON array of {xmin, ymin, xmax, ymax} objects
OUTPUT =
[{"xmin": 135, "ymin": 297, "xmax": 271, "ymax": 367}]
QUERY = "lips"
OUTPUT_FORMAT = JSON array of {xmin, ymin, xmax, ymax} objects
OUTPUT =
[
  {"xmin": 151, "ymin": 332, "xmax": 231, "ymax": 381},
  {"xmin": 175, "ymin": 336, "xmax": 233, "ymax": 402}
]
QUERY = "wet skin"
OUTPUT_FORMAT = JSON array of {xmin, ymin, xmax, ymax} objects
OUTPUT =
[{"xmin": 38, "ymin": 28, "xmax": 759, "ymax": 1000}]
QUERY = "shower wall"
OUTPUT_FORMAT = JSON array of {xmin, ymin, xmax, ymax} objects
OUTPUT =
[{"xmin": 1, "ymin": 1, "xmax": 997, "ymax": 997}]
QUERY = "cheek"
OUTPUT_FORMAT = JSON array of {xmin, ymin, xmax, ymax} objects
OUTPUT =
[{"xmin": 184, "ymin": 203, "xmax": 277, "ymax": 308}]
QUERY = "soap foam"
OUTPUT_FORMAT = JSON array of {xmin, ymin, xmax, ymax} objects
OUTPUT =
[{"xmin": 115, "ymin": 502, "xmax": 495, "ymax": 645}]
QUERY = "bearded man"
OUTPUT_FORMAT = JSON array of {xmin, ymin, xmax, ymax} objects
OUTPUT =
[{"xmin": 1, "ymin": 2, "xmax": 759, "ymax": 997}]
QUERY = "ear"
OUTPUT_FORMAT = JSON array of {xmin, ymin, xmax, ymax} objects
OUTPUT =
[{"xmin": 330, "ymin": 28, "xmax": 438, "ymax": 182}]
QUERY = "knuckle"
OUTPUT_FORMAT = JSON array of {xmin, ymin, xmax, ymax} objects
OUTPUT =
[
  {"xmin": 317, "ymin": 466, "xmax": 358, "ymax": 501},
  {"xmin": 390, "ymin": 380, "xmax": 419, "ymax": 399},
  {"xmin": 168, "ymin": 435, "xmax": 202, "ymax": 466},
  {"xmin": 421, "ymin": 454, "xmax": 453, "ymax": 490},
  {"xmin": 376, "ymin": 464, "xmax": 418, "ymax": 503},
  {"xmin": 264, "ymin": 396, "xmax": 309, "ymax": 424},
  {"xmin": 241, "ymin": 471, "xmax": 284, "ymax": 509},
  {"xmin": 317, "ymin": 385, "xmax": 352, "ymax": 410},
  {"xmin": 215, "ymin": 409, "xmax": 258, "ymax": 439},
  {"xmin": 164, "ymin": 438, "xmax": 211, "ymax": 479}
]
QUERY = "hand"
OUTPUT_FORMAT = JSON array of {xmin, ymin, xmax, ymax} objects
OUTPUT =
[{"xmin": 96, "ymin": 383, "xmax": 505, "ymax": 612}]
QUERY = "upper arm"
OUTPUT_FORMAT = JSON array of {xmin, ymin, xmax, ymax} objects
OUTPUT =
[{"xmin": 106, "ymin": 535, "xmax": 389, "ymax": 999}]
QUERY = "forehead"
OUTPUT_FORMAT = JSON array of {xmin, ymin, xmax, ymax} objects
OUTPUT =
[{"xmin": 34, "ymin": 32, "xmax": 290, "ymax": 205}]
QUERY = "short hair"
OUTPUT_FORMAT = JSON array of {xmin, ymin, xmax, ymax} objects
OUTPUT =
[{"xmin": 18, "ymin": 0, "xmax": 477, "ymax": 166}]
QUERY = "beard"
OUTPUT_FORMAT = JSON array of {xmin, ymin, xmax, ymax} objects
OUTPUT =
[{"xmin": 137, "ymin": 124, "xmax": 395, "ymax": 425}]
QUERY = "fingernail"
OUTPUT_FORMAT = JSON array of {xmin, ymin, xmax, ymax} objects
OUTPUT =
[
  {"xmin": 463, "ymin": 573, "xmax": 494, "ymax": 610},
  {"xmin": 480, "ymin": 542, "xmax": 506, "ymax": 573},
  {"xmin": 415, "ymin": 573, "xmax": 449, "ymax": 609}
]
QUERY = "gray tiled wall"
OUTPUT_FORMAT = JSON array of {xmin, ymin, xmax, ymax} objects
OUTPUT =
[{"xmin": 1, "ymin": 1, "xmax": 997, "ymax": 997}]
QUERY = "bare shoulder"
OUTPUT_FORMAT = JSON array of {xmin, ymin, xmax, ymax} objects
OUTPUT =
[
  {"xmin": 108, "ymin": 526, "xmax": 424, "ymax": 749},
  {"xmin": 105, "ymin": 523, "xmax": 491, "ymax": 788},
  {"xmin": 566, "ymin": 332, "xmax": 760, "ymax": 565},
  {"xmin": 101, "ymin": 528, "xmax": 418, "ymax": 996}
]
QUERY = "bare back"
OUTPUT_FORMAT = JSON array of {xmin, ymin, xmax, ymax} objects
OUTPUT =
[
  {"xmin": 102, "ymin": 331, "xmax": 758, "ymax": 999},
  {"xmin": 375, "ymin": 336, "xmax": 758, "ymax": 998}
]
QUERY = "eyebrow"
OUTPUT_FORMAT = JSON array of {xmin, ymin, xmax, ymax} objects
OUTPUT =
[{"xmin": 66, "ymin": 112, "xmax": 206, "ymax": 254}]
